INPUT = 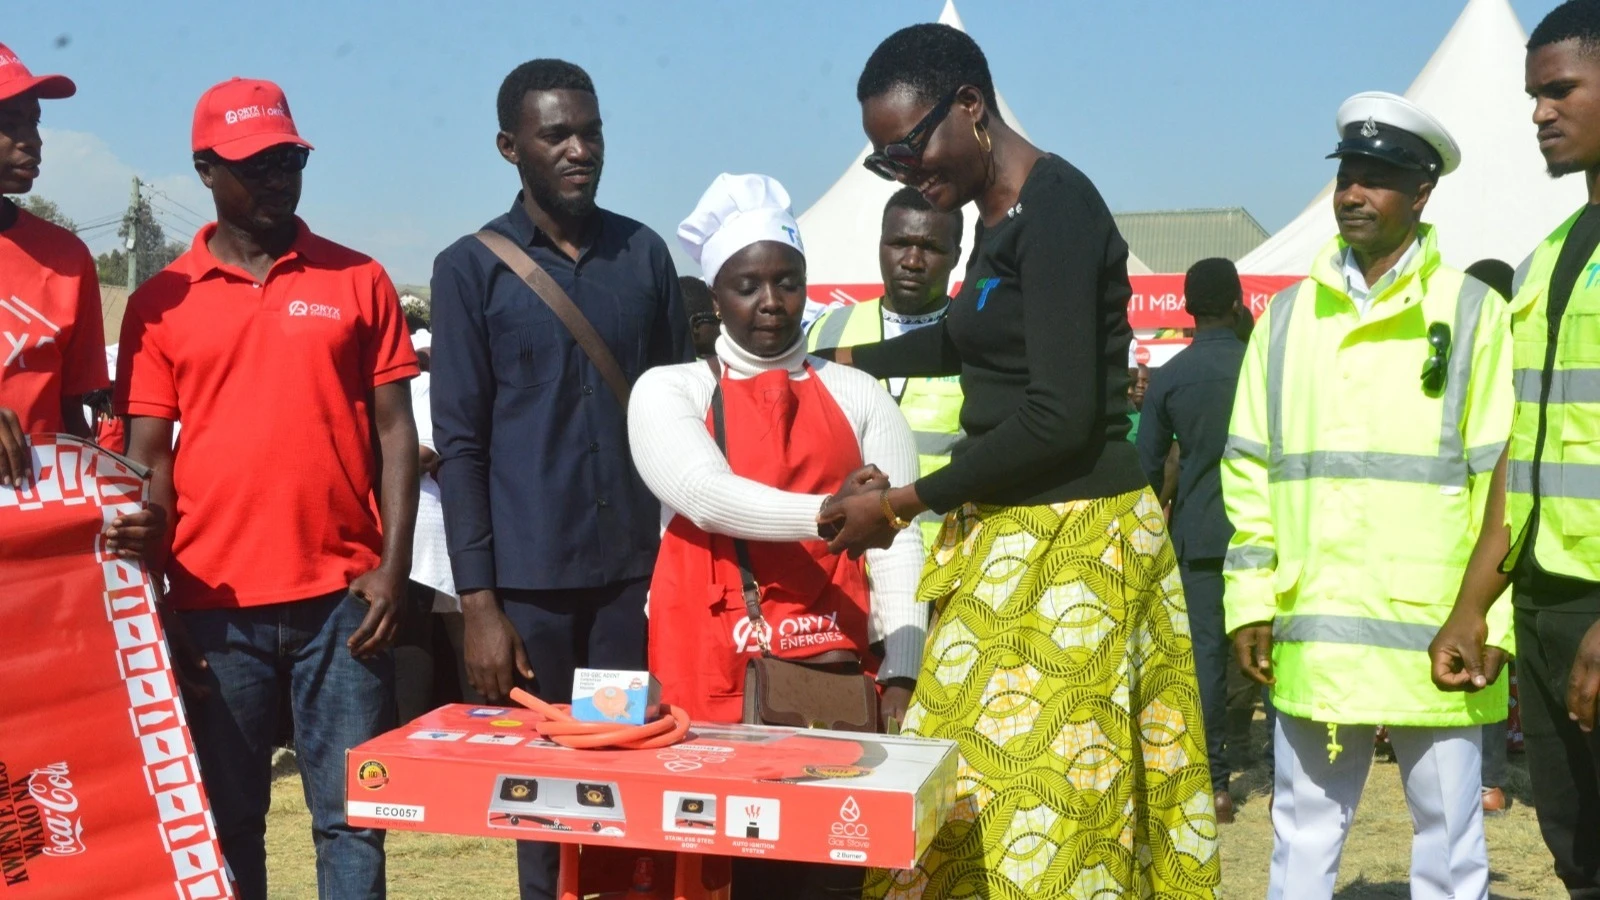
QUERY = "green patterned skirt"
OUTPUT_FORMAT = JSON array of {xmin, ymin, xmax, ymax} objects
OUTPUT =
[{"xmin": 866, "ymin": 489, "xmax": 1220, "ymax": 900}]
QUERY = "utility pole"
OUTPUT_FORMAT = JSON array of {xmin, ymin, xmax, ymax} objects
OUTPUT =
[{"xmin": 125, "ymin": 176, "xmax": 140, "ymax": 292}]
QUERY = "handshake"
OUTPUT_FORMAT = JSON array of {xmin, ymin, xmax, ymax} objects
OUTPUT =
[{"xmin": 817, "ymin": 464, "xmax": 907, "ymax": 559}]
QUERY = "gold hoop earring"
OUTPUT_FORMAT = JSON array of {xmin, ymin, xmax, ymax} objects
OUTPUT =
[{"xmin": 972, "ymin": 120, "xmax": 992, "ymax": 155}]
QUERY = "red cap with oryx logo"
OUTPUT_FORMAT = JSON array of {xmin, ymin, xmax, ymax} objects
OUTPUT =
[
  {"xmin": 0, "ymin": 43, "xmax": 76, "ymax": 103},
  {"xmin": 191, "ymin": 77, "xmax": 313, "ymax": 161}
]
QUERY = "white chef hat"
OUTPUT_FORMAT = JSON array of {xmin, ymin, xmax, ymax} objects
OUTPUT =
[{"xmin": 677, "ymin": 173, "xmax": 804, "ymax": 287}]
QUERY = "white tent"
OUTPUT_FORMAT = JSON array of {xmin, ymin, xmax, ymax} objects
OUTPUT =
[
  {"xmin": 1238, "ymin": 0, "xmax": 1585, "ymax": 275},
  {"xmin": 797, "ymin": 0, "xmax": 1150, "ymax": 316}
]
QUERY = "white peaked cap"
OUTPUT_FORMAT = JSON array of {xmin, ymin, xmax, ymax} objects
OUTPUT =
[
  {"xmin": 678, "ymin": 173, "xmax": 805, "ymax": 287},
  {"xmin": 1333, "ymin": 91, "xmax": 1462, "ymax": 176}
]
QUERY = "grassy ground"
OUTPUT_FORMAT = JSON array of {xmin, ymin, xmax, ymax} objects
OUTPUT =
[{"xmin": 264, "ymin": 728, "xmax": 1568, "ymax": 899}]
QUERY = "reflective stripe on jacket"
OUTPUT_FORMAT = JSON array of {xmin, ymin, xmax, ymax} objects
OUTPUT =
[
  {"xmin": 1506, "ymin": 208, "xmax": 1600, "ymax": 581},
  {"xmin": 1222, "ymin": 225, "xmax": 1514, "ymax": 727}
]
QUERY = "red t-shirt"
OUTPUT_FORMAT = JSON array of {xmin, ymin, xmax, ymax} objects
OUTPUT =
[
  {"xmin": 0, "ymin": 209, "xmax": 110, "ymax": 433},
  {"xmin": 114, "ymin": 220, "xmax": 419, "ymax": 610}
]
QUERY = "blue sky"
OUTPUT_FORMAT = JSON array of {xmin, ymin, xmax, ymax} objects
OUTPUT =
[{"xmin": 14, "ymin": 0, "xmax": 1563, "ymax": 286}]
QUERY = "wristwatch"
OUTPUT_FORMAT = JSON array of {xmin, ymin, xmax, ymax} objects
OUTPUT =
[{"xmin": 879, "ymin": 489, "xmax": 912, "ymax": 531}]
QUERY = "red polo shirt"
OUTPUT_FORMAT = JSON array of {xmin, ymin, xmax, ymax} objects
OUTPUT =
[
  {"xmin": 0, "ymin": 209, "xmax": 109, "ymax": 433},
  {"xmin": 114, "ymin": 219, "xmax": 419, "ymax": 610}
]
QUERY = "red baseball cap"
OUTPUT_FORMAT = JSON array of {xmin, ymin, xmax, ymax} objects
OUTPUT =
[
  {"xmin": 0, "ymin": 43, "xmax": 76, "ymax": 104},
  {"xmin": 191, "ymin": 77, "xmax": 313, "ymax": 161}
]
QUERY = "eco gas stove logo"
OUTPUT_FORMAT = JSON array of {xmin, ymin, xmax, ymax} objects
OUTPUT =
[{"xmin": 830, "ymin": 795, "xmax": 867, "ymax": 839}]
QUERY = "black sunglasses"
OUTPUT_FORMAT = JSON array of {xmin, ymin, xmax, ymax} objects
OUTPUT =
[
  {"xmin": 1422, "ymin": 321, "xmax": 1451, "ymax": 394},
  {"xmin": 862, "ymin": 87, "xmax": 961, "ymax": 181},
  {"xmin": 225, "ymin": 146, "xmax": 310, "ymax": 180}
]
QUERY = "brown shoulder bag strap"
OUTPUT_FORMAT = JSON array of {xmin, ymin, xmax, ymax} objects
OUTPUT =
[
  {"xmin": 473, "ymin": 230, "xmax": 631, "ymax": 408},
  {"xmin": 705, "ymin": 356, "xmax": 770, "ymax": 655}
]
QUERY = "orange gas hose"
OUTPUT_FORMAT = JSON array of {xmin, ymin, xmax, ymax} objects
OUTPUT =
[{"xmin": 509, "ymin": 687, "xmax": 691, "ymax": 750}]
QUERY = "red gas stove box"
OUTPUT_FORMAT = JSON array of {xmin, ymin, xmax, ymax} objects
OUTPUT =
[{"xmin": 345, "ymin": 705, "xmax": 957, "ymax": 869}]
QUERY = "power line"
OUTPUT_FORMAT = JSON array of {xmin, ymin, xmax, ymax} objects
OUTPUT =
[
  {"xmin": 71, "ymin": 213, "xmax": 124, "ymax": 233},
  {"xmin": 148, "ymin": 201, "xmax": 204, "ymax": 232},
  {"xmin": 148, "ymin": 200, "xmax": 203, "ymax": 229},
  {"xmin": 73, "ymin": 221, "xmax": 120, "ymax": 238},
  {"xmin": 144, "ymin": 187, "xmax": 208, "ymax": 223},
  {"xmin": 150, "ymin": 213, "xmax": 200, "ymax": 241}
]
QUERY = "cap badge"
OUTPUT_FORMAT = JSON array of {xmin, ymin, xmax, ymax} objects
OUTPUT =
[{"xmin": 1360, "ymin": 117, "xmax": 1380, "ymax": 139}]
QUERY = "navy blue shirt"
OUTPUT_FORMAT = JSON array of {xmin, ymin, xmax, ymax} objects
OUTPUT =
[
  {"xmin": 1135, "ymin": 328, "xmax": 1246, "ymax": 561},
  {"xmin": 430, "ymin": 196, "xmax": 689, "ymax": 593}
]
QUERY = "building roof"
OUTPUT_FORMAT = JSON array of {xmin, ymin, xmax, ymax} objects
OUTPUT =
[{"xmin": 1112, "ymin": 207, "xmax": 1269, "ymax": 275}]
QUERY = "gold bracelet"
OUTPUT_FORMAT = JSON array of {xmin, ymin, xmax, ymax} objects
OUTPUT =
[{"xmin": 879, "ymin": 489, "xmax": 912, "ymax": 531}]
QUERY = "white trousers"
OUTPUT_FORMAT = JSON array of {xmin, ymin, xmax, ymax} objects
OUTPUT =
[{"xmin": 1267, "ymin": 713, "xmax": 1488, "ymax": 900}]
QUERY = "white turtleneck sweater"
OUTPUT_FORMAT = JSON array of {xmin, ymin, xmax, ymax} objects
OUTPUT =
[{"xmin": 628, "ymin": 333, "xmax": 926, "ymax": 683}]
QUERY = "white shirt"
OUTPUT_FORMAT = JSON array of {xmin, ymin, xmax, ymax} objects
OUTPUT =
[
  {"xmin": 628, "ymin": 333, "xmax": 927, "ymax": 682},
  {"xmin": 1343, "ymin": 238, "xmax": 1420, "ymax": 318},
  {"xmin": 409, "ymin": 370, "xmax": 457, "ymax": 608}
]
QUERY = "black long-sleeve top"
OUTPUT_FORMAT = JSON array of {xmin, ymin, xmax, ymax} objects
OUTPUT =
[
  {"xmin": 852, "ymin": 155, "xmax": 1146, "ymax": 514},
  {"xmin": 429, "ymin": 196, "xmax": 689, "ymax": 593}
]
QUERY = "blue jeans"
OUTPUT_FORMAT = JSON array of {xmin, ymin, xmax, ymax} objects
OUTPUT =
[
  {"xmin": 183, "ymin": 590, "xmax": 395, "ymax": 900},
  {"xmin": 501, "ymin": 579, "xmax": 649, "ymax": 900}
]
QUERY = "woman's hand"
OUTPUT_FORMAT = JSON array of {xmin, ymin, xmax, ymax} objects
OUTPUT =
[
  {"xmin": 818, "ymin": 466, "xmax": 889, "ymax": 541},
  {"xmin": 880, "ymin": 678, "xmax": 915, "ymax": 733},
  {"xmin": 820, "ymin": 484, "xmax": 927, "ymax": 559},
  {"xmin": 835, "ymin": 465, "xmax": 889, "ymax": 499},
  {"xmin": 818, "ymin": 491, "xmax": 895, "ymax": 558}
]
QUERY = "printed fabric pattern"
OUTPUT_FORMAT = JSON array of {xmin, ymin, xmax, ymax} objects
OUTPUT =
[{"xmin": 865, "ymin": 489, "xmax": 1220, "ymax": 899}]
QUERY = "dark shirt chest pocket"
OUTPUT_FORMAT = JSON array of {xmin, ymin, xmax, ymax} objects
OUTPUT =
[{"xmin": 491, "ymin": 325, "xmax": 563, "ymax": 388}]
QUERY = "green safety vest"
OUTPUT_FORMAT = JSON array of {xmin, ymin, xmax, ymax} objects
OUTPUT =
[
  {"xmin": 1506, "ymin": 208, "xmax": 1600, "ymax": 581},
  {"xmin": 1221, "ymin": 226, "xmax": 1515, "ymax": 727},
  {"xmin": 807, "ymin": 298, "xmax": 964, "ymax": 545}
]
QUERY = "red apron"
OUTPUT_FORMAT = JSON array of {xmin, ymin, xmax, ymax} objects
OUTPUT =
[{"xmin": 650, "ymin": 363, "xmax": 875, "ymax": 724}]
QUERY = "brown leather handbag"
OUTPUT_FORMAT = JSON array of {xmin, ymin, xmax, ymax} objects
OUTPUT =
[{"xmin": 701, "ymin": 358, "xmax": 880, "ymax": 733}]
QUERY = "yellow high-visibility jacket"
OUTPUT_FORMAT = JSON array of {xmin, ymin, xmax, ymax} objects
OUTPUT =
[
  {"xmin": 1505, "ymin": 208, "xmax": 1600, "ymax": 580},
  {"xmin": 1222, "ymin": 226, "xmax": 1514, "ymax": 727},
  {"xmin": 807, "ymin": 298, "xmax": 964, "ymax": 546}
]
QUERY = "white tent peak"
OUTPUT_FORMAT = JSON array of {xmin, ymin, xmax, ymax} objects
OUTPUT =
[
  {"xmin": 938, "ymin": 0, "xmax": 966, "ymax": 31},
  {"xmin": 1238, "ymin": 0, "xmax": 1583, "ymax": 275},
  {"xmin": 795, "ymin": 0, "xmax": 1149, "ymax": 304}
]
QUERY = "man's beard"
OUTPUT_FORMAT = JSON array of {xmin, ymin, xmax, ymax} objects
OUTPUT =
[
  {"xmin": 1549, "ymin": 159, "xmax": 1586, "ymax": 178},
  {"xmin": 523, "ymin": 161, "xmax": 601, "ymax": 219}
]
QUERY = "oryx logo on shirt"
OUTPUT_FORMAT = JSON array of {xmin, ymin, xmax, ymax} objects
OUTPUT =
[{"xmin": 286, "ymin": 300, "xmax": 341, "ymax": 321}]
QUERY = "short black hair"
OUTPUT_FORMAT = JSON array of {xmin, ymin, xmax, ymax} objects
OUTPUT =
[
  {"xmin": 882, "ymin": 186, "xmax": 964, "ymax": 242},
  {"xmin": 1466, "ymin": 258, "xmax": 1515, "ymax": 302},
  {"xmin": 856, "ymin": 24, "xmax": 1000, "ymax": 121},
  {"xmin": 1530, "ymin": 1, "xmax": 1600, "ymax": 54},
  {"xmin": 1184, "ymin": 257, "xmax": 1242, "ymax": 319},
  {"xmin": 679, "ymin": 275, "xmax": 714, "ymax": 317},
  {"xmin": 497, "ymin": 59, "xmax": 595, "ymax": 132}
]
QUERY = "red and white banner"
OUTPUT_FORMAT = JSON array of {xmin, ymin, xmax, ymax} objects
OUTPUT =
[
  {"xmin": 808, "ymin": 274, "xmax": 1302, "ymax": 331},
  {"xmin": 1124, "ymin": 274, "xmax": 1300, "ymax": 329},
  {"xmin": 0, "ymin": 435, "xmax": 233, "ymax": 899}
]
